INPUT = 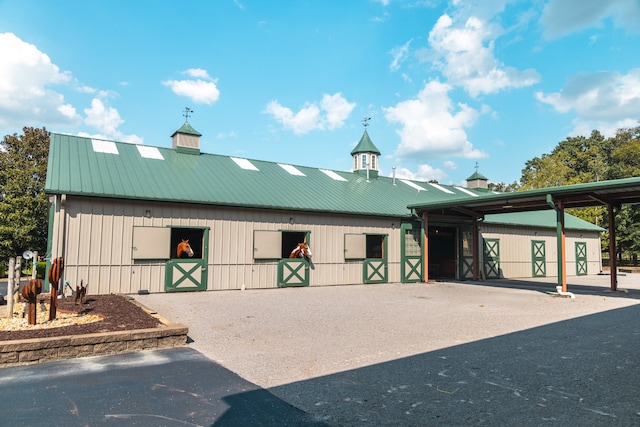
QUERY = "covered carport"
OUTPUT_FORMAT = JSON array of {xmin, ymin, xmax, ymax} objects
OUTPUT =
[{"xmin": 409, "ymin": 177, "xmax": 640, "ymax": 292}]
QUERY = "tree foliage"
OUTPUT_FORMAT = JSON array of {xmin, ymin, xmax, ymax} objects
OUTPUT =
[
  {"xmin": 0, "ymin": 127, "xmax": 50, "ymax": 262},
  {"xmin": 517, "ymin": 125, "xmax": 640, "ymax": 260}
]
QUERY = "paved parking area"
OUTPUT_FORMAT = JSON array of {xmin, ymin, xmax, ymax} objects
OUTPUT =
[
  {"xmin": 133, "ymin": 275, "xmax": 640, "ymax": 425},
  {"xmin": 2, "ymin": 275, "xmax": 639, "ymax": 425}
]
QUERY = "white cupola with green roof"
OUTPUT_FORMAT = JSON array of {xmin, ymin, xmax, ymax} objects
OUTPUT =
[
  {"xmin": 466, "ymin": 163, "xmax": 488, "ymax": 189},
  {"xmin": 171, "ymin": 107, "xmax": 202, "ymax": 155},
  {"xmin": 351, "ymin": 118, "xmax": 381, "ymax": 179}
]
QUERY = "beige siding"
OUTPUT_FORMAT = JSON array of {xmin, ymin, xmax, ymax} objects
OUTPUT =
[
  {"xmin": 50, "ymin": 197, "xmax": 404, "ymax": 294},
  {"xmin": 479, "ymin": 224, "xmax": 602, "ymax": 278},
  {"xmin": 49, "ymin": 196, "xmax": 602, "ymax": 294}
]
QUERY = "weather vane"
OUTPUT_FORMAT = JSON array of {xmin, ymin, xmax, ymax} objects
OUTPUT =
[
  {"xmin": 475, "ymin": 161, "xmax": 479, "ymax": 172},
  {"xmin": 183, "ymin": 107, "xmax": 194, "ymax": 121},
  {"xmin": 362, "ymin": 116, "xmax": 371, "ymax": 128}
]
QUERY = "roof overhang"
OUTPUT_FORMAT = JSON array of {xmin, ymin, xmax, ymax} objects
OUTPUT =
[{"xmin": 408, "ymin": 177, "xmax": 640, "ymax": 217}]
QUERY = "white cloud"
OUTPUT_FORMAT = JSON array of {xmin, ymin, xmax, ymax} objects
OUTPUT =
[
  {"xmin": 427, "ymin": 13, "xmax": 540, "ymax": 97},
  {"xmin": 384, "ymin": 79, "xmax": 487, "ymax": 160},
  {"xmin": 83, "ymin": 98, "xmax": 142, "ymax": 143},
  {"xmin": 541, "ymin": 0, "xmax": 640, "ymax": 39},
  {"xmin": 444, "ymin": 160, "xmax": 457, "ymax": 170},
  {"xmin": 535, "ymin": 68, "xmax": 640, "ymax": 136},
  {"xmin": 265, "ymin": 92, "xmax": 356, "ymax": 135},
  {"xmin": 389, "ymin": 39, "xmax": 412, "ymax": 72},
  {"xmin": 392, "ymin": 165, "xmax": 447, "ymax": 182},
  {"xmin": 162, "ymin": 69, "xmax": 220, "ymax": 105},
  {"xmin": 184, "ymin": 68, "xmax": 211, "ymax": 79},
  {"xmin": 0, "ymin": 32, "xmax": 81, "ymax": 133}
]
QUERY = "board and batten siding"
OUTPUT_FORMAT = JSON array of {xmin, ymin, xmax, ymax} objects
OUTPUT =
[
  {"xmin": 479, "ymin": 224, "xmax": 602, "ymax": 278},
  {"xmin": 49, "ymin": 196, "xmax": 404, "ymax": 294}
]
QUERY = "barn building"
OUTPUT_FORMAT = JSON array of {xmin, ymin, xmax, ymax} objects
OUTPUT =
[{"xmin": 44, "ymin": 122, "xmax": 605, "ymax": 294}]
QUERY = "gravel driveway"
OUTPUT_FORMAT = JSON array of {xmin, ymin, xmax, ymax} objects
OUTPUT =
[{"xmin": 135, "ymin": 275, "xmax": 640, "ymax": 425}]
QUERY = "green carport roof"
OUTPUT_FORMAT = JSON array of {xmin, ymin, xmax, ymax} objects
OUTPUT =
[{"xmin": 409, "ymin": 177, "xmax": 640, "ymax": 216}]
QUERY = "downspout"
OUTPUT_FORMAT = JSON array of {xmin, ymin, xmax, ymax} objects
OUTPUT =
[
  {"xmin": 59, "ymin": 194, "xmax": 68, "ymax": 296},
  {"xmin": 546, "ymin": 195, "xmax": 573, "ymax": 297}
]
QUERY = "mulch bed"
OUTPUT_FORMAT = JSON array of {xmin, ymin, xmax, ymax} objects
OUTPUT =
[{"xmin": 0, "ymin": 294, "xmax": 162, "ymax": 342}]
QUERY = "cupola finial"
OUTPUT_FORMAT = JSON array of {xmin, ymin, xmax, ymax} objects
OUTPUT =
[{"xmin": 183, "ymin": 107, "xmax": 194, "ymax": 122}]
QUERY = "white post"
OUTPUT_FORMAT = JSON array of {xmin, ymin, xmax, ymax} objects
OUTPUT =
[
  {"xmin": 14, "ymin": 256, "xmax": 22, "ymax": 313},
  {"xmin": 7, "ymin": 258, "xmax": 14, "ymax": 319},
  {"xmin": 31, "ymin": 251, "xmax": 38, "ymax": 280}
]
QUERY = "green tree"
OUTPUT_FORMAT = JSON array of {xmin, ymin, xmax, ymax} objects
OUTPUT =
[
  {"xmin": 518, "ymin": 125, "xmax": 640, "ymax": 262},
  {"xmin": 0, "ymin": 127, "xmax": 50, "ymax": 262},
  {"xmin": 488, "ymin": 181, "xmax": 520, "ymax": 192}
]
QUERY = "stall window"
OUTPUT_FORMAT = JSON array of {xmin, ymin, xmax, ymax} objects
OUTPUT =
[
  {"xmin": 132, "ymin": 226, "xmax": 205, "ymax": 260},
  {"xmin": 344, "ymin": 233, "xmax": 386, "ymax": 260},
  {"xmin": 170, "ymin": 227, "xmax": 204, "ymax": 259},
  {"xmin": 254, "ymin": 230, "xmax": 310, "ymax": 259}
]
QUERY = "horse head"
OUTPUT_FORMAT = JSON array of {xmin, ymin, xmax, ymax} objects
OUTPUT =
[
  {"xmin": 177, "ymin": 239, "xmax": 194, "ymax": 258},
  {"xmin": 290, "ymin": 242, "xmax": 312, "ymax": 260}
]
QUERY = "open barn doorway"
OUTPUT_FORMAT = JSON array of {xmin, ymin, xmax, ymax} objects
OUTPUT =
[{"xmin": 428, "ymin": 226, "xmax": 457, "ymax": 280}]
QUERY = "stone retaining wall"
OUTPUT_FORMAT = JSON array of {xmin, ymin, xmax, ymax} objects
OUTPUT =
[{"xmin": 0, "ymin": 300, "xmax": 188, "ymax": 367}]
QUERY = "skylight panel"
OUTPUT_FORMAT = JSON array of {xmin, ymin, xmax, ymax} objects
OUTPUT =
[
  {"xmin": 137, "ymin": 145, "xmax": 164, "ymax": 160},
  {"xmin": 399, "ymin": 179, "xmax": 426, "ymax": 191},
  {"xmin": 453, "ymin": 186, "xmax": 480, "ymax": 197},
  {"xmin": 320, "ymin": 169, "xmax": 347, "ymax": 181},
  {"xmin": 429, "ymin": 183, "xmax": 455, "ymax": 194},
  {"xmin": 91, "ymin": 139, "xmax": 119, "ymax": 155},
  {"xmin": 278, "ymin": 163, "xmax": 306, "ymax": 176},
  {"xmin": 231, "ymin": 157, "xmax": 259, "ymax": 171}
]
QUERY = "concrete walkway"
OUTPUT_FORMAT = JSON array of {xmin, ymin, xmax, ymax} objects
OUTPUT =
[{"xmin": 132, "ymin": 275, "xmax": 640, "ymax": 425}]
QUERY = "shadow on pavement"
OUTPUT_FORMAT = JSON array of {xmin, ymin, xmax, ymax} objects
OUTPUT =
[
  {"xmin": 260, "ymin": 304, "xmax": 640, "ymax": 426},
  {"xmin": 0, "ymin": 347, "xmax": 327, "ymax": 426},
  {"xmin": 451, "ymin": 277, "xmax": 640, "ymax": 300}
]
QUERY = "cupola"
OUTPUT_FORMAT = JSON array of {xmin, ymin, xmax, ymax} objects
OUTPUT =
[
  {"xmin": 171, "ymin": 107, "xmax": 201, "ymax": 155},
  {"xmin": 351, "ymin": 118, "xmax": 381, "ymax": 179},
  {"xmin": 466, "ymin": 163, "xmax": 488, "ymax": 189}
]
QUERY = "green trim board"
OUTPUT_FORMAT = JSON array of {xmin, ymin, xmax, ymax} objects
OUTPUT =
[{"xmin": 400, "ymin": 222, "xmax": 423, "ymax": 283}]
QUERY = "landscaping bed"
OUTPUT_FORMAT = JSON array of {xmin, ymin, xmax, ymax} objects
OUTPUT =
[{"xmin": 0, "ymin": 294, "xmax": 188, "ymax": 367}]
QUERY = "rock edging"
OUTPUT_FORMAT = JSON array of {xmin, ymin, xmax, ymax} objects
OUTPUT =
[{"xmin": 0, "ymin": 296, "xmax": 188, "ymax": 367}]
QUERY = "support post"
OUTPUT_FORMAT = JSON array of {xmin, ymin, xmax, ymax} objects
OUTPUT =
[
  {"xmin": 608, "ymin": 204, "xmax": 617, "ymax": 291},
  {"xmin": 472, "ymin": 217, "xmax": 479, "ymax": 281},
  {"xmin": 422, "ymin": 212, "xmax": 429, "ymax": 282},
  {"xmin": 547, "ymin": 195, "xmax": 567, "ymax": 292}
]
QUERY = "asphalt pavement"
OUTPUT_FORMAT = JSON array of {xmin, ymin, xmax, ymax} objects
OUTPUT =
[{"xmin": 1, "ymin": 275, "xmax": 640, "ymax": 426}]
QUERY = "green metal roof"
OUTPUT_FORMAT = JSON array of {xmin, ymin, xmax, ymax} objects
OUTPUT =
[
  {"xmin": 171, "ymin": 121, "xmax": 201, "ymax": 137},
  {"xmin": 466, "ymin": 170, "xmax": 488, "ymax": 181},
  {"xmin": 484, "ymin": 211, "xmax": 603, "ymax": 232},
  {"xmin": 45, "ymin": 133, "xmax": 489, "ymax": 218},
  {"xmin": 350, "ymin": 130, "xmax": 381, "ymax": 155}
]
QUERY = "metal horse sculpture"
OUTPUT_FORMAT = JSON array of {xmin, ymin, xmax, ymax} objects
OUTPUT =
[
  {"xmin": 290, "ymin": 242, "xmax": 314, "ymax": 269},
  {"xmin": 21, "ymin": 279, "xmax": 42, "ymax": 325},
  {"xmin": 48, "ymin": 257, "xmax": 64, "ymax": 320},
  {"xmin": 177, "ymin": 239, "xmax": 194, "ymax": 258}
]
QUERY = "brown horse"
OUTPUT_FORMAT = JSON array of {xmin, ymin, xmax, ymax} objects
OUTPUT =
[{"xmin": 177, "ymin": 239, "xmax": 194, "ymax": 258}]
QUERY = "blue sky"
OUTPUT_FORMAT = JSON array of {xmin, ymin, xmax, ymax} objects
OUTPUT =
[{"xmin": 1, "ymin": 0, "xmax": 639, "ymax": 185}]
